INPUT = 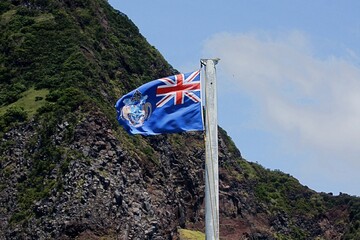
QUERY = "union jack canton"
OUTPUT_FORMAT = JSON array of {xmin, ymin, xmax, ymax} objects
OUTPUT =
[{"xmin": 156, "ymin": 70, "xmax": 201, "ymax": 107}]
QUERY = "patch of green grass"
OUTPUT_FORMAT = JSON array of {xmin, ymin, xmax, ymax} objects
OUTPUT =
[
  {"xmin": 0, "ymin": 88, "xmax": 49, "ymax": 117},
  {"xmin": 237, "ymin": 159, "xmax": 258, "ymax": 180},
  {"xmin": 1, "ymin": 9, "xmax": 16, "ymax": 25},
  {"xmin": 34, "ymin": 13, "xmax": 54, "ymax": 23},
  {"xmin": 10, "ymin": 210, "xmax": 31, "ymax": 224},
  {"xmin": 274, "ymin": 233, "xmax": 291, "ymax": 240},
  {"xmin": 178, "ymin": 229, "xmax": 205, "ymax": 240}
]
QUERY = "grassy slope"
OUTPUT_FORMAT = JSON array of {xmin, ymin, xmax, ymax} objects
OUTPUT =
[
  {"xmin": 0, "ymin": 88, "xmax": 49, "ymax": 117},
  {"xmin": 178, "ymin": 229, "xmax": 205, "ymax": 240}
]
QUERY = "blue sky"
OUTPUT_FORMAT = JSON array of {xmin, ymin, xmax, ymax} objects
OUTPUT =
[{"xmin": 109, "ymin": 1, "xmax": 360, "ymax": 196}]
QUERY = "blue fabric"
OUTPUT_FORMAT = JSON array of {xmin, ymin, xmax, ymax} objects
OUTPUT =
[{"xmin": 115, "ymin": 70, "xmax": 204, "ymax": 135}]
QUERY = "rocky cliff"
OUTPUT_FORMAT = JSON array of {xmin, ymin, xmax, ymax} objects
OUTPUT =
[{"xmin": 1, "ymin": 0, "xmax": 360, "ymax": 239}]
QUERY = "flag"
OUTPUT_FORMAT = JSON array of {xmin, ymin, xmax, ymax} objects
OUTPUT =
[{"xmin": 115, "ymin": 70, "xmax": 204, "ymax": 135}]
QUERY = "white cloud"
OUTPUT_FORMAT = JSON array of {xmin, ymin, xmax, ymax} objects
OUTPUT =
[{"xmin": 203, "ymin": 31, "xmax": 360, "ymax": 194}]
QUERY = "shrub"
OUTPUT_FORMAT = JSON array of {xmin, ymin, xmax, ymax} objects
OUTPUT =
[{"xmin": 1, "ymin": 106, "xmax": 28, "ymax": 124}]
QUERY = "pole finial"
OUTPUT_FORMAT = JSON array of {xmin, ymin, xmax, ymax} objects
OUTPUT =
[{"xmin": 201, "ymin": 58, "xmax": 220, "ymax": 67}]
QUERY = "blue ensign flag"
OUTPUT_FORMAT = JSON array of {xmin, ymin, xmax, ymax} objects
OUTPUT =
[{"xmin": 115, "ymin": 70, "xmax": 204, "ymax": 135}]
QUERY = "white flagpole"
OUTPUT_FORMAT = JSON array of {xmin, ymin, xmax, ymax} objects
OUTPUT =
[{"xmin": 201, "ymin": 58, "xmax": 220, "ymax": 240}]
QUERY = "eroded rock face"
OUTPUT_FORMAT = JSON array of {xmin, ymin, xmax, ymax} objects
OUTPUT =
[
  {"xmin": 0, "ymin": 109, "xmax": 355, "ymax": 240},
  {"xmin": 0, "ymin": 110, "xmax": 205, "ymax": 239}
]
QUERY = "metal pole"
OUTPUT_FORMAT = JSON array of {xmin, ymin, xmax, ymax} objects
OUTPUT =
[{"xmin": 202, "ymin": 58, "xmax": 220, "ymax": 240}]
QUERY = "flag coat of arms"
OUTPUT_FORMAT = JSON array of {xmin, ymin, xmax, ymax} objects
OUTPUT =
[{"xmin": 115, "ymin": 70, "xmax": 204, "ymax": 135}]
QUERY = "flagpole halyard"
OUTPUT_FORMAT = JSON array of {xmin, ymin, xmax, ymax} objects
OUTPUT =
[{"xmin": 202, "ymin": 58, "xmax": 220, "ymax": 240}]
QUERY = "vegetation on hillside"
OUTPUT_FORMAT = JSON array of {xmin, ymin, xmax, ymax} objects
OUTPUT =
[
  {"xmin": 0, "ymin": 0, "xmax": 173, "ymax": 225},
  {"xmin": 0, "ymin": 0, "xmax": 172, "ymax": 115}
]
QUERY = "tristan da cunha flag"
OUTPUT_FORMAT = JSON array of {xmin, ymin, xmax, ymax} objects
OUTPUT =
[{"xmin": 115, "ymin": 70, "xmax": 204, "ymax": 135}]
